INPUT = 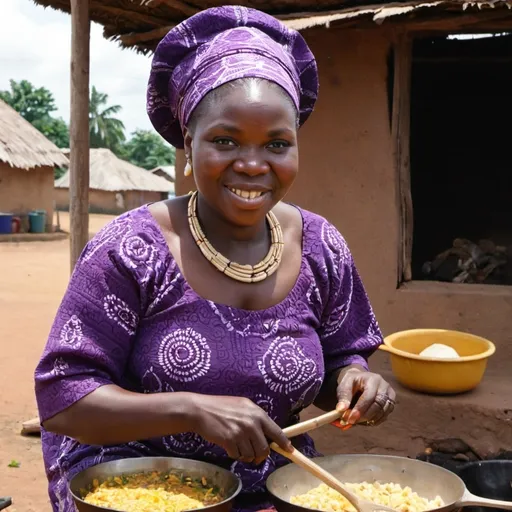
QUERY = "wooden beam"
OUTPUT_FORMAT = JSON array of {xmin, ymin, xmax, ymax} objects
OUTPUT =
[
  {"xmin": 415, "ymin": 56, "xmax": 512, "ymax": 63},
  {"xmin": 90, "ymin": 3, "xmax": 167, "ymax": 27},
  {"xmin": 121, "ymin": 4, "xmax": 374, "ymax": 47},
  {"xmin": 120, "ymin": 25, "xmax": 174, "ymax": 46},
  {"xmin": 412, "ymin": 22, "xmax": 512, "ymax": 34},
  {"xmin": 404, "ymin": 10, "xmax": 512, "ymax": 32},
  {"xmin": 144, "ymin": 0, "xmax": 199, "ymax": 17},
  {"xmin": 70, "ymin": 0, "xmax": 90, "ymax": 272},
  {"xmin": 124, "ymin": 4, "xmax": 512, "ymax": 48},
  {"xmin": 391, "ymin": 32, "xmax": 413, "ymax": 285}
]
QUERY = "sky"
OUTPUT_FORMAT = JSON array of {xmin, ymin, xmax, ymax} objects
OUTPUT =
[{"xmin": 0, "ymin": 0, "xmax": 154, "ymax": 136}]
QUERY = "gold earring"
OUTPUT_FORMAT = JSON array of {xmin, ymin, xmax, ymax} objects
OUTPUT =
[{"xmin": 184, "ymin": 158, "xmax": 192, "ymax": 177}]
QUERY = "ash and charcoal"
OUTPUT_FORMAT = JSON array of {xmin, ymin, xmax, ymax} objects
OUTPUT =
[
  {"xmin": 422, "ymin": 238, "xmax": 512, "ymax": 285},
  {"xmin": 415, "ymin": 437, "xmax": 512, "ymax": 472}
]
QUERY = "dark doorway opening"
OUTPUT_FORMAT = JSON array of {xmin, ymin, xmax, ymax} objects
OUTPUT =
[{"xmin": 410, "ymin": 33, "xmax": 512, "ymax": 285}]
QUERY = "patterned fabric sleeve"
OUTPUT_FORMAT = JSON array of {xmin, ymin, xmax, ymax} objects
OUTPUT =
[
  {"xmin": 317, "ymin": 221, "xmax": 383, "ymax": 374},
  {"xmin": 35, "ymin": 217, "xmax": 143, "ymax": 423}
]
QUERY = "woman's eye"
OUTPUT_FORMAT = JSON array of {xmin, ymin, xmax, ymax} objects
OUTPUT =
[
  {"xmin": 267, "ymin": 141, "xmax": 290, "ymax": 150},
  {"xmin": 213, "ymin": 138, "xmax": 236, "ymax": 146}
]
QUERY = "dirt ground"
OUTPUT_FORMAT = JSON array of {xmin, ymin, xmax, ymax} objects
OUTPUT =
[{"xmin": 0, "ymin": 212, "xmax": 116, "ymax": 512}]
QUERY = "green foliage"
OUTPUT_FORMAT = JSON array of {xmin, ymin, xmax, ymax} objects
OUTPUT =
[
  {"xmin": 0, "ymin": 79, "xmax": 57, "ymax": 123},
  {"xmin": 89, "ymin": 85, "xmax": 125, "ymax": 152},
  {"xmin": 1, "ymin": 79, "xmax": 176, "ymax": 174},
  {"xmin": 35, "ymin": 116, "xmax": 70, "ymax": 149},
  {"xmin": 122, "ymin": 129, "xmax": 175, "ymax": 170},
  {"xmin": 0, "ymin": 79, "xmax": 69, "ymax": 148},
  {"xmin": 54, "ymin": 166, "xmax": 67, "ymax": 180}
]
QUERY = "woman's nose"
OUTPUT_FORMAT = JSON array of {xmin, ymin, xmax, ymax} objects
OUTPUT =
[{"xmin": 233, "ymin": 148, "xmax": 270, "ymax": 176}]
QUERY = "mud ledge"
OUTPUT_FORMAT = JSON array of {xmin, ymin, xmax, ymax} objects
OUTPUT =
[{"xmin": 304, "ymin": 368, "xmax": 511, "ymax": 458}]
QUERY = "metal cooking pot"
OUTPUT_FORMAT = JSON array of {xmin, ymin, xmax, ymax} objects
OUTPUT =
[
  {"xmin": 0, "ymin": 497, "xmax": 12, "ymax": 511},
  {"xmin": 456, "ymin": 460, "xmax": 512, "ymax": 512},
  {"xmin": 266, "ymin": 454, "xmax": 512, "ymax": 512},
  {"xmin": 69, "ymin": 457, "xmax": 242, "ymax": 512}
]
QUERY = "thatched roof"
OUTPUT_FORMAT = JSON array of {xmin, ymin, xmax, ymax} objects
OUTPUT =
[
  {"xmin": 55, "ymin": 148, "xmax": 173, "ymax": 193},
  {"xmin": 32, "ymin": 0, "xmax": 512, "ymax": 54},
  {"xmin": 150, "ymin": 165, "xmax": 175, "ymax": 182},
  {"xmin": 0, "ymin": 99, "xmax": 69, "ymax": 170}
]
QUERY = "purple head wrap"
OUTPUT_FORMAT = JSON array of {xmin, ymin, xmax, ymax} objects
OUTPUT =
[{"xmin": 147, "ymin": 6, "xmax": 319, "ymax": 149}]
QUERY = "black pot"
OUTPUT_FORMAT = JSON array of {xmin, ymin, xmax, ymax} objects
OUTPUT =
[
  {"xmin": 0, "ymin": 497, "xmax": 12, "ymax": 511},
  {"xmin": 457, "ymin": 460, "xmax": 512, "ymax": 512}
]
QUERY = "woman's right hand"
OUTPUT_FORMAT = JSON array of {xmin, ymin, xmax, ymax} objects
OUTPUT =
[{"xmin": 189, "ymin": 394, "xmax": 292, "ymax": 465}]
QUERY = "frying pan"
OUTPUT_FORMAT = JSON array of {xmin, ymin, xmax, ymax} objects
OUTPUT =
[
  {"xmin": 68, "ymin": 410, "xmax": 343, "ymax": 512},
  {"xmin": 69, "ymin": 457, "xmax": 242, "ymax": 512},
  {"xmin": 266, "ymin": 454, "xmax": 512, "ymax": 512},
  {"xmin": 456, "ymin": 460, "xmax": 512, "ymax": 512}
]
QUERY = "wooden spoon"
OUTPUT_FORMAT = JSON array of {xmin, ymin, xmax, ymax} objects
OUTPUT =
[
  {"xmin": 282, "ymin": 409, "xmax": 346, "ymax": 438},
  {"xmin": 270, "ymin": 444, "xmax": 396, "ymax": 512}
]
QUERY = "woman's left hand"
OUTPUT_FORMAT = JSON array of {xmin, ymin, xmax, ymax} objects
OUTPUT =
[{"xmin": 335, "ymin": 368, "xmax": 396, "ymax": 427}]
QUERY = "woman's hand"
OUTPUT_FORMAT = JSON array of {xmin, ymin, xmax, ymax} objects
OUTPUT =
[
  {"xmin": 189, "ymin": 394, "xmax": 292, "ymax": 465},
  {"xmin": 335, "ymin": 367, "xmax": 396, "ymax": 427}
]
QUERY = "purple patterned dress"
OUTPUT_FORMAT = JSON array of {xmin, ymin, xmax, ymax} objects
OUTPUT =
[{"xmin": 35, "ymin": 204, "xmax": 383, "ymax": 512}]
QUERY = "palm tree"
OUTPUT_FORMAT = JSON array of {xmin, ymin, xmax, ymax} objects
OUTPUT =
[{"xmin": 89, "ymin": 86, "xmax": 125, "ymax": 151}]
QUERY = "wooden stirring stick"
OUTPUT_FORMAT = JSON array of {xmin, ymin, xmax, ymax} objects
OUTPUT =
[
  {"xmin": 282, "ymin": 409, "xmax": 346, "ymax": 438},
  {"xmin": 270, "ymin": 444, "xmax": 396, "ymax": 512},
  {"xmin": 270, "ymin": 443, "xmax": 363, "ymax": 510},
  {"xmin": 270, "ymin": 409, "xmax": 396, "ymax": 512}
]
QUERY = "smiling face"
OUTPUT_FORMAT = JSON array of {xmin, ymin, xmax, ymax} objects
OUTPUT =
[{"xmin": 183, "ymin": 78, "xmax": 299, "ymax": 227}]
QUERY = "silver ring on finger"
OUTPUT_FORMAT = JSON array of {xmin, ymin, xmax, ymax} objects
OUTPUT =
[
  {"xmin": 375, "ymin": 392, "xmax": 389, "ymax": 409},
  {"xmin": 382, "ymin": 398, "xmax": 395, "ymax": 414},
  {"xmin": 376, "ymin": 393, "xmax": 395, "ymax": 411}
]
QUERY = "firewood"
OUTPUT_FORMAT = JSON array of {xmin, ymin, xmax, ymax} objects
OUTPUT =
[
  {"xmin": 431, "ymin": 248, "xmax": 452, "ymax": 270},
  {"xmin": 21, "ymin": 417, "xmax": 41, "ymax": 436},
  {"xmin": 453, "ymin": 270, "xmax": 470, "ymax": 283},
  {"xmin": 478, "ymin": 239, "xmax": 496, "ymax": 254},
  {"xmin": 427, "ymin": 438, "xmax": 472, "ymax": 454},
  {"xmin": 476, "ymin": 259, "xmax": 505, "ymax": 282}
]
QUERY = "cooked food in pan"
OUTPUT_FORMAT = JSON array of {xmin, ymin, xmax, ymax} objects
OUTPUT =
[
  {"xmin": 82, "ymin": 469, "xmax": 224, "ymax": 512},
  {"xmin": 291, "ymin": 482, "xmax": 444, "ymax": 512}
]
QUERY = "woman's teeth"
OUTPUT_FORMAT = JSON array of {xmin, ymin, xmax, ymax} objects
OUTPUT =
[{"xmin": 229, "ymin": 188, "xmax": 264, "ymax": 199}]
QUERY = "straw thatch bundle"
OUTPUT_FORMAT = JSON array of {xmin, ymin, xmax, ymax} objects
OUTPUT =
[
  {"xmin": 0, "ymin": 99, "xmax": 69, "ymax": 170},
  {"xmin": 150, "ymin": 165, "xmax": 175, "ymax": 182},
  {"xmin": 56, "ymin": 148, "xmax": 173, "ymax": 193},
  {"xmin": 32, "ymin": 0, "xmax": 512, "ymax": 53}
]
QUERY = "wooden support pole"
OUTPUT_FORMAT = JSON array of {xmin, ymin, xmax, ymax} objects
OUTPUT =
[
  {"xmin": 70, "ymin": 0, "xmax": 90, "ymax": 272},
  {"xmin": 391, "ymin": 33, "xmax": 413, "ymax": 285}
]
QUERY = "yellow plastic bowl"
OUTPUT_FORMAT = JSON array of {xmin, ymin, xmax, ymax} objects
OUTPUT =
[{"xmin": 380, "ymin": 329, "xmax": 496, "ymax": 395}]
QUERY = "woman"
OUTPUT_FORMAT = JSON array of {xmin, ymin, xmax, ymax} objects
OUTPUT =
[{"xmin": 35, "ymin": 6, "xmax": 395, "ymax": 512}]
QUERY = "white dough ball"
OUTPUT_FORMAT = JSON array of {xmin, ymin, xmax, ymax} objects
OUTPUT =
[{"xmin": 419, "ymin": 343, "xmax": 460, "ymax": 359}]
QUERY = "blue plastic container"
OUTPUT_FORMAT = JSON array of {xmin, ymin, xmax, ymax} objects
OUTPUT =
[
  {"xmin": 29, "ymin": 210, "xmax": 46, "ymax": 234},
  {"xmin": 0, "ymin": 213, "xmax": 13, "ymax": 234}
]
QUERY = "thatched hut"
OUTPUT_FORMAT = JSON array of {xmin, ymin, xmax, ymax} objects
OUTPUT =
[
  {"xmin": 150, "ymin": 165, "xmax": 176, "ymax": 187},
  {"xmin": 0, "ymin": 99, "xmax": 68, "ymax": 232},
  {"xmin": 33, "ymin": 0, "xmax": 512, "ymax": 456},
  {"xmin": 55, "ymin": 148, "xmax": 173, "ymax": 214}
]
